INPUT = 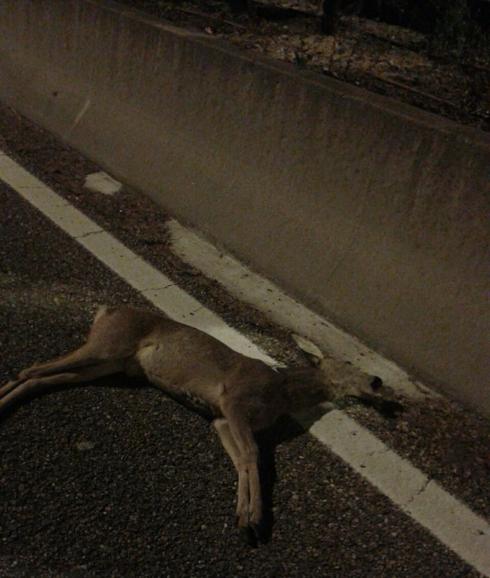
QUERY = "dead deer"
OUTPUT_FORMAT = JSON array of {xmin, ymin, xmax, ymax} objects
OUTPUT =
[{"xmin": 0, "ymin": 305, "xmax": 400, "ymax": 540}]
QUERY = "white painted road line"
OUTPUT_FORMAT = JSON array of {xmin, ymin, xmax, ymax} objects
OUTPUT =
[
  {"xmin": 298, "ymin": 409, "xmax": 490, "ymax": 577},
  {"xmin": 0, "ymin": 151, "xmax": 276, "ymax": 367},
  {"xmin": 167, "ymin": 219, "xmax": 433, "ymax": 401},
  {"xmin": 1, "ymin": 150, "xmax": 489, "ymax": 576}
]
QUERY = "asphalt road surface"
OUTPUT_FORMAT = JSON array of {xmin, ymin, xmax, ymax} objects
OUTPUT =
[{"xmin": 0, "ymin": 103, "xmax": 489, "ymax": 577}]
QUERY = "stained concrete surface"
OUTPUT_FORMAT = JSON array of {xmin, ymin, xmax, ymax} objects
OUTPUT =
[{"xmin": 0, "ymin": 180, "xmax": 480, "ymax": 578}]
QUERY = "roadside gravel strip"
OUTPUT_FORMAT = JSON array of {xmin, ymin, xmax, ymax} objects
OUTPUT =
[{"xmin": 1, "ymin": 149, "xmax": 489, "ymax": 575}]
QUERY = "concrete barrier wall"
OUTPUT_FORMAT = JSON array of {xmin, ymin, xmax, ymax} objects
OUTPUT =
[{"xmin": 0, "ymin": 0, "xmax": 489, "ymax": 413}]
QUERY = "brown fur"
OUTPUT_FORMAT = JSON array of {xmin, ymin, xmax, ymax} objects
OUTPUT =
[{"xmin": 0, "ymin": 305, "xmax": 392, "ymax": 538}]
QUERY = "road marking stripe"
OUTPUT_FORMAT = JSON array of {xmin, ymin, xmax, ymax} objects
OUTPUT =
[
  {"xmin": 167, "ymin": 219, "xmax": 433, "ymax": 400},
  {"xmin": 298, "ymin": 409, "xmax": 490, "ymax": 576},
  {"xmin": 1, "ymin": 150, "xmax": 489, "ymax": 576},
  {"xmin": 0, "ymin": 152, "xmax": 276, "ymax": 367}
]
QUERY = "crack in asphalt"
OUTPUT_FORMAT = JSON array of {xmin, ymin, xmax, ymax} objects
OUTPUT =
[{"xmin": 404, "ymin": 477, "xmax": 432, "ymax": 509}]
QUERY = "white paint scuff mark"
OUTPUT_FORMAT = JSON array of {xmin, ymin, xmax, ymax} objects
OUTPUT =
[
  {"xmin": 65, "ymin": 97, "xmax": 91, "ymax": 137},
  {"xmin": 84, "ymin": 171, "xmax": 122, "ymax": 196}
]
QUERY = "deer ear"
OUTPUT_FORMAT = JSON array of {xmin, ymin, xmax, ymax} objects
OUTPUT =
[{"xmin": 292, "ymin": 334, "xmax": 323, "ymax": 366}]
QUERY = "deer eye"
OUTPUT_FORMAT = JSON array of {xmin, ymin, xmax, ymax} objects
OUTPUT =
[{"xmin": 370, "ymin": 376, "xmax": 383, "ymax": 391}]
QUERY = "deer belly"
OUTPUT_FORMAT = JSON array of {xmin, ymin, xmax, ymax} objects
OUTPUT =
[{"xmin": 135, "ymin": 343, "xmax": 222, "ymax": 413}]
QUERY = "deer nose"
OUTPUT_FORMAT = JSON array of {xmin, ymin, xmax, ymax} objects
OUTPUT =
[{"xmin": 370, "ymin": 376, "xmax": 383, "ymax": 391}]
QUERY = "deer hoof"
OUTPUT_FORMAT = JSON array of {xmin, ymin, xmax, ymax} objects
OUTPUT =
[{"xmin": 239, "ymin": 525, "xmax": 259, "ymax": 547}]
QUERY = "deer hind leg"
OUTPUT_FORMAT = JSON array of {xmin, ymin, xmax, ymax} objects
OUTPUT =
[
  {"xmin": 17, "ymin": 344, "xmax": 101, "ymax": 380},
  {"xmin": 217, "ymin": 403, "xmax": 262, "ymax": 534},
  {"xmin": 0, "ymin": 344, "xmax": 102, "ymax": 401},
  {"xmin": 0, "ymin": 360, "xmax": 125, "ymax": 413}
]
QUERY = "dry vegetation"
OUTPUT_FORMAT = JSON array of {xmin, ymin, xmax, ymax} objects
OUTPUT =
[{"xmin": 119, "ymin": 0, "xmax": 490, "ymax": 130}]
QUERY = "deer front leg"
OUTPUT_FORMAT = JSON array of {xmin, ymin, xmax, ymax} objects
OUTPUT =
[
  {"xmin": 213, "ymin": 418, "xmax": 241, "ymax": 470},
  {"xmin": 218, "ymin": 404, "xmax": 262, "ymax": 536},
  {"xmin": 213, "ymin": 417, "xmax": 254, "ymax": 539},
  {"xmin": 213, "ymin": 418, "xmax": 254, "ymax": 530}
]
